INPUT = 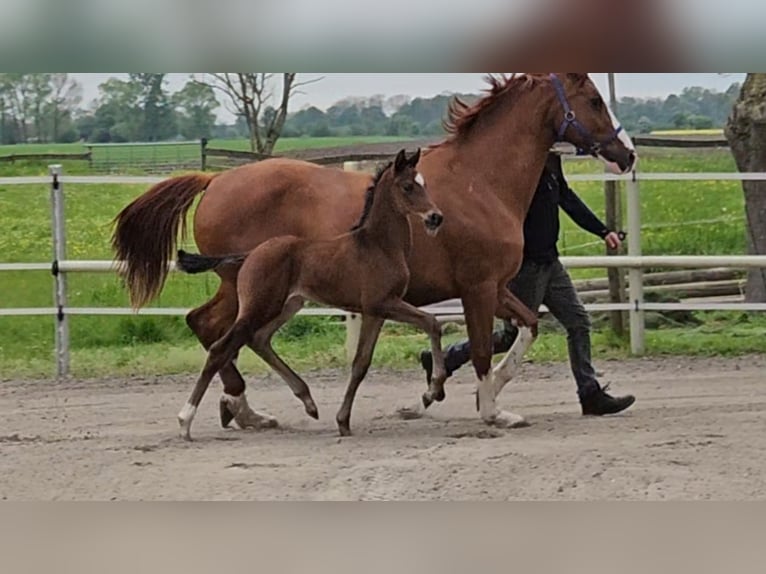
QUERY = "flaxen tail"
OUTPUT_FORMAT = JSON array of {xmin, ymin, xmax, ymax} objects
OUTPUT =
[
  {"xmin": 111, "ymin": 173, "xmax": 215, "ymax": 308},
  {"xmin": 176, "ymin": 250, "xmax": 247, "ymax": 275}
]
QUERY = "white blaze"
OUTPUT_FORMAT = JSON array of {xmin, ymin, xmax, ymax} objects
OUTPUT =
[
  {"xmin": 415, "ymin": 172, "xmax": 425, "ymax": 187},
  {"xmin": 607, "ymin": 104, "xmax": 636, "ymax": 152}
]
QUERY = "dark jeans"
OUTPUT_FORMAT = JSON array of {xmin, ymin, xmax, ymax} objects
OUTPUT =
[{"xmin": 443, "ymin": 258, "xmax": 602, "ymax": 398}]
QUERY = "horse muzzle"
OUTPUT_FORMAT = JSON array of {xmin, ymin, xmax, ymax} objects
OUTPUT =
[
  {"xmin": 601, "ymin": 149, "xmax": 638, "ymax": 175},
  {"xmin": 423, "ymin": 211, "xmax": 444, "ymax": 236}
]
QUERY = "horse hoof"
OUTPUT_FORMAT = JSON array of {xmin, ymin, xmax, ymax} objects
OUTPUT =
[
  {"xmin": 178, "ymin": 420, "xmax": 193, "ymax": 441},
  {"xmin": 491, "ymin": 410, "xmax": 530, "ymax": 429},
  {"xmin": 250, "ymin": 415, "xmax": 279, "ymax": 430},
  {"xmin": 305, "ymin": 400, "xmax": 319, "ymax": 420},
  {"xmin": 338, "ymin": 425, "xmax": 352, "ymax": 437},
  {"xmin": 397, "ymin": 404, "xmax": 425, "ymax": 420},
  {"xmin": 235, "ymin": 411, "xmax": 279, "ymax": 430},
  {"xmin": 219, "ymin": 398, "xmax": 235, "ymax": 429},
  {"xmin": 421, "ymin": 393, "xmax": 434, "ymax": 410}
]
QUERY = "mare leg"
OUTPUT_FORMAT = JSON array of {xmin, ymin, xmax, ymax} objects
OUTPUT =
[
  {"xmin": 184, "ymin": 280, "xmax": 277, "ymax": 430},
  {"xmin": 336, "ymin": 315, "xmax": 385, "ymax": 437},
  {"xmin": 247, "ymin": 296, "xmax": 319, "ymax": 420},
  {"xmin": 463, "ymin": 284, "xmax": 529, "ymax": 429},
  {"xmin": 177, "ymin": 321, "xmax": 252, "ymax": 440},
  {"xmin": 492, "ymin": 287, "xmax": 539, "ymax": 398}
]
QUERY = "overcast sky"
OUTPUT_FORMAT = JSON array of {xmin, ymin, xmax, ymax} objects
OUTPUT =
[{"xmin": 72, "ymin": 73, "xmax": 745, "ymax": 122}]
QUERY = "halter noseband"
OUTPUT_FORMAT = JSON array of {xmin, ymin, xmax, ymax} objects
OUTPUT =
[{"xmin": 549, "ymin": 73, "xmax": 623, "ymax": 157}]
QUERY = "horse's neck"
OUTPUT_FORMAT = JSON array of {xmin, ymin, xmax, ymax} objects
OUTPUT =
[
  {"xmin": 360, "ymin": 185, "xmax": 411, "ymax": 252},
  {"xmin": 454, "ymin": 90, "xmax": 556, "ymax": 215}
]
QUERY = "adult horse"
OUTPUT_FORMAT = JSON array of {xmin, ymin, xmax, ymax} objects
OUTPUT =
[{"xmin": 112, "ymin": 73, "xmax": 636, "ymax": 430}]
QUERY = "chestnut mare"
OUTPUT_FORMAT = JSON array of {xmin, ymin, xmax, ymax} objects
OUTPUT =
[
  {"xmin": 174, "ymin": 149, "xmax": 448, "ymax": 440},
  {"xmin": 113, "ymin": 73, "xmax": 637, "ymax": 431}
]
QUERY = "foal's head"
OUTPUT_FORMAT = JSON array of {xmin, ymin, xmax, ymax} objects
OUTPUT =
[{"xmin": 388, "ymin": 148, "xmax": 443, "ymax": 236}]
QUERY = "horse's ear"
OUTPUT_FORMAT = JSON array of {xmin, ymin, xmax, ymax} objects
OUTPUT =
[
  {"xmin": 394, "ymin": 149, "xmax": 407, "ymax": 172},
  {"xmin": 408, "ymin": 148, "xmax": 421, "ymax": 167}
]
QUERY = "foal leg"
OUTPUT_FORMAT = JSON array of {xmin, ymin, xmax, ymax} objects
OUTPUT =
[
  {"xmin": 336, "ymin": 315, "xmax": 385, "ymax": 437},
  {"xmin": 463, "ymin": 285, "xmax": 529, "ymax": 429},
  {"xmin": 185, "ymin": 280, "xmax": 277, "ymax": 430},
  {"xmin": 347, "ymin": 301, "xmax": 445, "ymax": 421},
  {"xmin": 178, "ymin": 321, "xmax": 251, "ymax": 441},
  {"xmin": 247, "ymin": 297, "xmax": 319, "ymax": 420},
  {"xmin": 492, "ymin": 288, "xmax": 539, "ymax": 398}
]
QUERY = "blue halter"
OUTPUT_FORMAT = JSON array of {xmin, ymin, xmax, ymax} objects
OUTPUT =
[{"xmin": 549, "ymin": 73, "xmax": 624, "ymax": 157}]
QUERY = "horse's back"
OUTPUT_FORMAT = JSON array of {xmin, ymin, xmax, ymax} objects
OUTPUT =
[{"xmin": 194, "ymin": 159, "xmax": 370, "ymax": 255}]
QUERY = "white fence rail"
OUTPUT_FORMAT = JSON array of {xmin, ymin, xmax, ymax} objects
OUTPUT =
[{"xmin": 2, "ymin": 164, "xmax": 766, "ymax": 377}]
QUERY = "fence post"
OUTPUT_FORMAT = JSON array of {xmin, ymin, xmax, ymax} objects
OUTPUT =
[
  {"xmin": 200, "ymin": 138, "xmax": 208, "ymax": 171},
  {"xmin": 627, "ymin": 171, "xmax": 645, "ymax": 355},
  {"xmin": 49, "ymin": 164, "xmax": 70, "ymax": 377},
  {"xmin": 605, "ymin": 74, "xmax": 627, "ymax": 338}
]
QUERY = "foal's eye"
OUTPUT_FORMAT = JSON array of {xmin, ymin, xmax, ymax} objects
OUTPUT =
[
  {"xmin": 590, "ymin": 97, "xmax": 603, "ymax": 110},
  {"xmin": 403, "ymin": 183, "xmax": 414, "ymax": 193}
]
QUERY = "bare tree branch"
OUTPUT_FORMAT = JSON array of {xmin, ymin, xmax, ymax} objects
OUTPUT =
[{"xmin": 195, "ymin": 73, "xmax": 320, "ymax": 155}]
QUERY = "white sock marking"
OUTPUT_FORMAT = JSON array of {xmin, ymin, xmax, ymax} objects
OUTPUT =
[
  {"xmin": 477, "ymin": 371, "xmax": 498, "ymax": 423},
  {"xmin": 493, "ymin": 326, "xmax": 535, "ymax": 397},
  {"xmin": 178, "ymin": 402, "xmax": 197, "ymax": 423},
  {"xmin": 178, "ymin": 402, "xmax": 198, "ymax": 439}
]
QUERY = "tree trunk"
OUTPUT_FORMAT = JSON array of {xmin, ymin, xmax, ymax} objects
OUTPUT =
[
  {"xmin": 262, "ymin": 73, "xmax": 296, "ymax": 156},
  {"xmin": 725, "ymin": 74, "xmax": 766, "ymax": 302}
]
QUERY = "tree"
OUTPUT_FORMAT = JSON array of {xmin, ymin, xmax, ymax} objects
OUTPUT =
[
  {"xmin": 637, "ymin": 116, "xmax": 653, "ymax": 134},
  {"xmin": 0, "ymin": 73, "xmax": 33, "ymax": 142},
  {"xmin": 173, "ymin": 81, "xmax": 219, "ymax": 140},
  {"xmin": 725, "ymin": 73, "xmax": 766, "ymax": 302},
  {"xmin": 27, "ymin": 74, "xmax": 52, "ymax": 142},
  {"xmin": 93, "ymin": 78, "xmax": 143, "ymax": 141},
  {"xmin": 197, "ymin": 73, "xmax": 321, "ymax": 155},
  {"xmin": 129, "ymin": 74, "xmax": 177, "ymax": 141},
  {"xmin": 47, "ymin": 74, "xmax": 82, "ymax": 142}
]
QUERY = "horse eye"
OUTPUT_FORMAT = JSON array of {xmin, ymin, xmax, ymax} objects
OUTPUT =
[
  {"xmin": 403, "ymin": 183, "xmax": 414, "ymax": 193},
  {"xmin": 590, "ymin": 97, "xmax": 603, "ymax": 110}
]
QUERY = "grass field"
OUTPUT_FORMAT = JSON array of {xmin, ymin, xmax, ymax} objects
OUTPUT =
[
  {"xmin": 649, "ymin": 129, "xmax": 724, "ymax": 136},
  {"xmin": 1, "ymin": 141, "xmax": 764, "ymax": 379}
]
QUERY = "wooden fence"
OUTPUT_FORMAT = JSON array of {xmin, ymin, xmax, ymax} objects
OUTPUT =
[{"xmin": 0, "ymin": 151, "xmax": 92, "ymax": 165}]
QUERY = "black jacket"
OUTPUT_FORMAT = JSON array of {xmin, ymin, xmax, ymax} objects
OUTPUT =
[{"xmin": 523, "ymin": 154, "xmax": 610, "ymax": 264}]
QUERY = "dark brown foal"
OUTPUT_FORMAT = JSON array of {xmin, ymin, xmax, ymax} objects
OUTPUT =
[{"xmin": 175, "ymin": 149, "xmax": 447, "ymax": 440}]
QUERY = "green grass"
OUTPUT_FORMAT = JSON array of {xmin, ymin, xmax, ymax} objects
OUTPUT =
[
  {"xmin": 559, "ymin": 148, "xmax": 743, "ymax": 280},
  {"xmin": 0, "ymin": 145, "xmax": 763, "ymax": 379}
]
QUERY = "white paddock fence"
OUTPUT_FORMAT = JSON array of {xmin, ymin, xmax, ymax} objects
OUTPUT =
[{"xmin": 2, "ymin": 164, "xmax": 766, "ymax": 378}]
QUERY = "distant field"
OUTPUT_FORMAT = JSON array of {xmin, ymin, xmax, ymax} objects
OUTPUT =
[
  {"xmin": 1, "ymin": 144, "xmax": 762, "ymax": 378},
  {"xmin": 649, "ymin": 129, "xmax": 725, "ymax": 136},
  {"xmin": 0, "ymin": 136, "xmax": 411, "ymax": 155},
  {"xmin": 0, "ymin": 137, "xmax": 414, "ymax": 176}
]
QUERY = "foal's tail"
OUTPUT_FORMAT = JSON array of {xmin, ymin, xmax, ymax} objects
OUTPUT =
[
  {"xmin": 176, "ymin": 249, "xmax": 247, "ymax": 275},
  {"xmin": 111, "ymin": 172, "xmax": 216, "ymax": 309}
]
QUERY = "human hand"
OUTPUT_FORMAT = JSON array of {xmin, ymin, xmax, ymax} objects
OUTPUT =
[{"xmin": 604, "ymin": 231, "xmax": 622, "ymax": 250}]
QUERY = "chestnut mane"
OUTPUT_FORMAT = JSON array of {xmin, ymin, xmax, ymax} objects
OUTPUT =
[{"xmin": 430, "ymin": 73, "xmax": 547, "ymax": 151}]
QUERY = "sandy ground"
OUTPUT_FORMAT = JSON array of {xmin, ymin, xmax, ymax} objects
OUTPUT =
[{"xmin": 1, "ymin": 355, "xmax": 765, "ymax": 500}]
